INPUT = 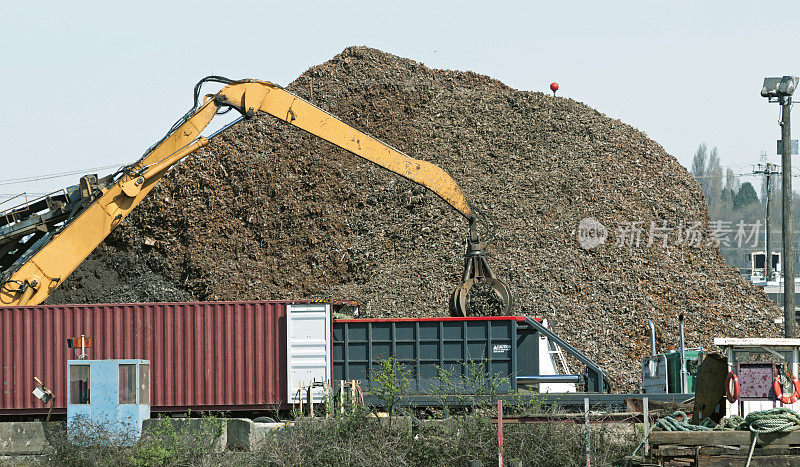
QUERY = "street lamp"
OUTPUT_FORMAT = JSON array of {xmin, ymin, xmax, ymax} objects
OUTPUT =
[
  {"xmin": 762, "ymin": 75, "xmax": 799, "ymax": 338},
  {"xmin": 761, "ymin": 76, "xmax": 799, "ymax": 101}
]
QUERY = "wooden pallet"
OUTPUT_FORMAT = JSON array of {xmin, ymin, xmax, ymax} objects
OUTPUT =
[{"xmin": 649, "ymin": 431, "xmax": 800, "ymax": 466}]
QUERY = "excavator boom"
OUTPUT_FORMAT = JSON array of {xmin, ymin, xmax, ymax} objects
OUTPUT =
[
  {"xmin": 218, "ymin": 80, "xmax": 475, "ymax": 218},
  {"xmin": 0, "ymin": 77, "xmax": 509, "ymax": 313}
]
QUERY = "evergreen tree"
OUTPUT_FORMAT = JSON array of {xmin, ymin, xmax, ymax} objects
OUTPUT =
[{"xmin": 733, "ymin": 182, "xmax": 759, "ymax": 210}]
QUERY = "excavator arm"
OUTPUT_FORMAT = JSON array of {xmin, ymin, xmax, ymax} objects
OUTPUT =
[{"xmin": 0, "ymin": 77, "xmax": 510, "ymax": 313}]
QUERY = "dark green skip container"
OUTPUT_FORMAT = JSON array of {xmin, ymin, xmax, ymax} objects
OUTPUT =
[
  {"xmin": 333, "ymin": 317, "xmax": 520, "ymax": 395},
  {"xmin": 332, "ymin": 316, "xmax": 606, "ymax": 396}
]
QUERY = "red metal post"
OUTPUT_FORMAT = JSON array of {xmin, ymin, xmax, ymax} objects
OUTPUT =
[
  {"xmin": 498, "ymin": 399, "xmax": 504, "ymax": 467},
  {"xmin": 585, "ymin": 397, "xmax": 591, "ymax": 467}
]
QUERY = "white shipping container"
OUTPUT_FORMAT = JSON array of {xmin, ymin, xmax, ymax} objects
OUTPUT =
[{"xmin": 286, "ymin": 303, "xmax": 332, "ymax": 403}]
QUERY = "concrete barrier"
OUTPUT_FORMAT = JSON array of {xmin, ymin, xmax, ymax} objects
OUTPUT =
[
  {"xmin": 0, "ymin": 421, "xmax": 62, "ymax": 455},
  {"xmin": 0, "ymin": 417, "xmax": 645, "ymax": 457},
  {"xmin": 142, "ymin": 417, "xmax": 227, "ymax": 453},
  {"xmin": 227, "ymin": 418, "xmax": 292, "ymax": 451},
  {"xmin": 0, "ymin": 418, "xmax": 274, "ymax": 455}
]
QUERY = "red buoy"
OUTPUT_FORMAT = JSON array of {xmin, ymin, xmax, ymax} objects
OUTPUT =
[{"xmin": 550, "ymin": 82, "xmax": 559, "ymax": 96}]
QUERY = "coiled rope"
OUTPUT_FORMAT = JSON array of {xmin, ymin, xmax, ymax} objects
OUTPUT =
[
  {"xmin": 744, "ymin": 407, "xmax": 800, "ymax": 434},
  {"xmin": 654, "ymin": 411, "xmax": 711, "ymax": 431},
  {"xmin": 629, "ymin": 408, "xmax": 800, "ymax": 467},
  {"xmin": 652, "ymin": 411, "xmax": 744, "ymax": 431},
  {"xmin": 742, "ymin": 408, "xmax": 800, "ymax": 467}
]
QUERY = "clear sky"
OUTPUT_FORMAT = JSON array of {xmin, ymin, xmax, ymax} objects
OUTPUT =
[{"xmin": 1, "ymin": 0, "xmax": 798, "ymax": 201}]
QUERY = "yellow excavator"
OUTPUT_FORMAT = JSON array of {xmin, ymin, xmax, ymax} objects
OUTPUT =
[{"xmin": 0, "ymin": 76, "xmax": 511, "ymax": 315}]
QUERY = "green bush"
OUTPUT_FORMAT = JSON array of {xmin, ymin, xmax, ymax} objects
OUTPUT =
[
  {"xmin": 30, "ymin": 402, "xmax": 635, "ymax": 466},
  {"xmin": 130, "ymin": 416, "xmax": 224, "ymax": 466},
  {"xmin": 41, "ymin": 415, "xmax": 225, "ymax": 467},
  {"xmin": 249, "ymin": 410, "xmax": 636, "ymax": 467},
  {"xmin": 44, "ymin": 419, "xmax": 137, "ymax": 467},
  {"xmin": 249, "ymin": 411, "xmax": 406, "ymax": 466},
  {"xmin": 369, "ymin": 356, "xmax": 412, "ymax": 428}
]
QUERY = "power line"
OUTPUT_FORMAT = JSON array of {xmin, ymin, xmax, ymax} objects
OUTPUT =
[
  {"xmin": 695, "ymin": 174, "xmax": 745, "ymax": 179},
  {"xmin": 0, "ymin": 163, "xmax": 124, "ymax": 186},
  {"xmin": 0, "ymin": 192, "xmax": 50, "ymax": 197}
]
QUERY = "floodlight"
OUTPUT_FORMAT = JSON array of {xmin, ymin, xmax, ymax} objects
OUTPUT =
[
  {"xmin": 761, "ymin": 76, "xmax": 799, "ymax": 98},
  {"xmin": 32, "ymin": 377, "xmax": 53, "ymax": 404}
]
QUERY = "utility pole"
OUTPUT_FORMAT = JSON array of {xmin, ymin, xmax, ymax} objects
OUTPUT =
[
  {"xmin": 780, "ymin": 96, "xmax": 795, "ymax": 337},
  {"xmin": 766, "ymin": 163, "xmax": 774, "ymax": 283},
  {"xmin": 762, "ymin": 75, "xmax": 798, "ymax": 338},
  {"xmin": 752, "ymin": 162, "xmax": 779, "ymax": 282}
]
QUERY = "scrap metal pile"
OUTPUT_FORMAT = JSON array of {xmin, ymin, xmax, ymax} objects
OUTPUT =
[{"xmin": 49, "ymin": 47, "xmax": 780, "ymax": 389}]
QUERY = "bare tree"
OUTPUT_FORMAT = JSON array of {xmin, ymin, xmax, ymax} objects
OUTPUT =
[
  {"xmin": 706, "ymin": 147, "xmax": 723, "ymax": 205},
  {"xmin": 717, "ymin": 167, "xmax": 739, "ymax": 215},
  {"xmin": 724, "ymin": 167, "xmax": 740, "ymax": 194},
  {"xmin": 691, "ymin": 143, "xmax": 708, "ymax": 179},
  {"xmin": 691, "ymin": 144, "xmax": 725, "ymax": 207}
]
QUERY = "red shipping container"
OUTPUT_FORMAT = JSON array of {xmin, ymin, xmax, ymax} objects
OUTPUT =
[{"xmin": 0, "ymin": 300, "xmax": 300, "ymax": 416}]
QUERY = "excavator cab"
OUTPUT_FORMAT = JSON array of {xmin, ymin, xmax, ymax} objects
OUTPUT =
[{"xmin": 449, "ymin": 219, "xmax": 512, "ymax": 316}]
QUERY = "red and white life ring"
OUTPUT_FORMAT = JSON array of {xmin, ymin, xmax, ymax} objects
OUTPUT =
[
  {"xmin": 726, "ymin": 372, "xmax": 739, "ymax": 403},
  {"xmin": 774, "ymin": 373, "xmax": 800, "ymax": 405}
]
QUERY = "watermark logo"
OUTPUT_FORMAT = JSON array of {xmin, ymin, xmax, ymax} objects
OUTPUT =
[
  {"xmin": 577, "ymin": 217, "xmax": 608, "ymax": 250},
  {"xmin": 615, "ymin": 220, "xmax": 760, "ymax": 249},
  {"xmin": 573, "ymin": 218, "xmax": 762, "ymax": 250}
]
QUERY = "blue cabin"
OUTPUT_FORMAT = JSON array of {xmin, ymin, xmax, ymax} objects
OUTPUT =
[{"xmin": 67, "ymin": 359, "xmax": 151, "ymax": 441}]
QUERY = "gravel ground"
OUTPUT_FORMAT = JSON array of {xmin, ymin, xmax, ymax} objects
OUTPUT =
[{"xmin": 48, "ymin": 46, "xmax": 781, "ymax": 390}]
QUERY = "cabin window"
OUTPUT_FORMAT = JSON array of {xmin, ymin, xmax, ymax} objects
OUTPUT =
[
  {"xmin": 69, "ymin": 365, "xmax": 90, "ymax": 404},
  {"xmin": 119, "ymin": 364, "xmax": 136, "ymax": 404}
]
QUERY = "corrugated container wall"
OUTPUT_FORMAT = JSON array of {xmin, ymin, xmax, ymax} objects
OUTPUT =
[{"xmin": 1, "ymin": 301, "xmax": 291, "ymax": 415}]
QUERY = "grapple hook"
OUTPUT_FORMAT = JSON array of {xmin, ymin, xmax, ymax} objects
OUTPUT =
[{"xmin": 449, "ymin": 219, "xmax": 512, "ymax": 316}]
